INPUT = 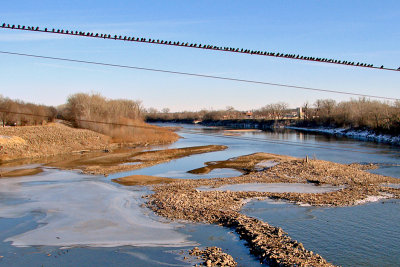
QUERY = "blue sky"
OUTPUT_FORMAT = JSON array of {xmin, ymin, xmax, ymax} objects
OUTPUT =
[{"xmin": 0, "ymin": 0, "xmax": 399, "ymax": 111}]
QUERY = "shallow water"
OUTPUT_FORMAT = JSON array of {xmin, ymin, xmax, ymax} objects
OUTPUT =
[
  {"xmin": 151, "ymin": 123, "xmax": 400, "ymax": 179},
  {"xmin": 1, "ymin": 124, "xmax": 399, "ymax": 266},
  {"xmin": 242, "ymin": 198, "xmax": 400, "ymax": 267},
  {"xmin": 0, "ymin": 167, "xmax": 260, "ymax": 266}
]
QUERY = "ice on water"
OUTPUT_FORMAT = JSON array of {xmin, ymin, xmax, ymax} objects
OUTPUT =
[{"xmin": 0, "ymin": 169, "xmax": 195, "ymax": 248}]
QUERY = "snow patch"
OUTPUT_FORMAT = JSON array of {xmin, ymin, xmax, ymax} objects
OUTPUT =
[{"xmin": 287, "ymin": 126, "xmax": 400, "ymax": 145}]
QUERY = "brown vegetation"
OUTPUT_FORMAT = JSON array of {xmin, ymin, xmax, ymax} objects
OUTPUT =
[
  {"xmin": 146, "ymin": 98, "xmax": 400, "ymax": 135},
  {"xmin": 0, "ymin": 93, "xmax": 179, "ymax": 163},
  {"xmin": 302, "ymin": 98, "xmax": 400, "ymax": 135},
  {"xmin": 146, "ymin": 103, "xmax": 294, "ymax": 121},
  {"xmin": 60, "ymin": 93, "xmax": 179, "ymax": 144},
  {"xmin": 0, "ymin": 95, "xmax": 56, "ymax": 126},
  {"xmin": 0, "ymin": 123, "xmax": 112, "ymax": 162}
]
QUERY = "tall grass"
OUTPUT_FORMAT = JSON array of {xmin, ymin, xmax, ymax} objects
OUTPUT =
[
  {"xmin": 0, "ymin": 95, "xmax": 57, "ymax": 126},
  {"xmin": 61, "ymin": 93, "xmax": 178, "ymax": 144}
]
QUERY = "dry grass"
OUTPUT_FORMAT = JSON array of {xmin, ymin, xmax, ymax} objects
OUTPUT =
[
  {"xmin": 0, "ymin": 119, "xmax": 180, "ymax": 164},
  {"xmin": 0, "ymin": 123, "xmax": 112, "ymax": 162},
  {"xmin": 79, "ymin": 117, "xmax": 179, "ymax": 145},
  {"xmin": 0, "ymin": 136, "xmax": 26, "ymax": 146},
  {"xmin": 62, "ymin": 93, "xmax": 180, "ymax": 145}
]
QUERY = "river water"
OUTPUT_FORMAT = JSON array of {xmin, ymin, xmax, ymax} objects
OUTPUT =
[{"xmin": 0, "ymin": 124, "xmax": 399, "ymax": 266}]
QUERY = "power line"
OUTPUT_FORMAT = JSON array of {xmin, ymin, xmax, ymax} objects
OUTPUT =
[
  {"xmin": 0, "ymin": 109, "xmax": 165, "ymax": 131},
  {"xmin": 1, "ymin": 109, "xmax": 397, "ymax": 155},
  {"xmin": 0, "ymin": 50, "xmax": 398, "ymax": 101},
  {"xmin": 1, "ymin": 23, "xmax": 400, "ymax": 72}
]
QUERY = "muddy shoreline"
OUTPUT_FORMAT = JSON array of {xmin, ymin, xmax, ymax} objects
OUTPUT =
[
  {"xmin": 2, "ymin": 138, "xmax": 399, "ymax": 266},
  {"xmin": 145, "ymin": 153, "xmax": 400, "ymax": 266},
  {"xmin": 48, "ymin": 145, "xmax": 228, "ymax": 175},
  {"xmin": 0, "ymin": 122, "xmax": 180, "ymax": 164}
]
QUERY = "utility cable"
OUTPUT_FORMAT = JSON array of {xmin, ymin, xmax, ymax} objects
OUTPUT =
[
  {"xmin": 1, "ymin": 24, "xmax": 399, "ymax": 72},
  {"xmin": 0, "ymin": 50, "xmax": 398, "ymax": 101},
  {"xmin": 0, "ymin": 109, "xmax": 165, "ymax": 131}
]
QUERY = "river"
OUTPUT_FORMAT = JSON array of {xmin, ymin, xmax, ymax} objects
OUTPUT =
[{"xmin": 0, "ymin": 124, "xmax": 399, "ymax": 266}]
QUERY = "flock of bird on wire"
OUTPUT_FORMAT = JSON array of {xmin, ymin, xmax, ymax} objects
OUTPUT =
[{"xmin": 1, "ymin": 23, "xmax": 400, "ymax": 71}]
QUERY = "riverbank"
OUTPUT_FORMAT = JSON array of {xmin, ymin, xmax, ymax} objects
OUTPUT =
[
  {"xmin": 148, "ymin": 118, "xmax": 294, "ymax": 130},
  {"xmin": 149, "ymin": 119, "xmax": 400, "ymax": 146},
  {"xmin": 0, "ymin": 123, "xmax": 112, "ymax": 163},
  {"xmin": 287, "ymin": 126, "xmax": 400, "ymax": 145},
  {"xmin": 145, "ymin": 153, "xmax": 400, "ymax": 266},
  {"xmin": 0, "ymin": 122, "xmax": 179, "ymax": 163}
]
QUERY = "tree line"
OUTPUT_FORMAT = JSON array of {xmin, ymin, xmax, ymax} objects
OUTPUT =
[
  {"xmin": 59, "ymin": 93, "xmax": 143, "ymax": 127},
  {"xmin": 301, "ymin": 98, "xmax": 400, "ymax": 135},
  {"xmin": 1, "ymin": 93, "xmax": 177, "ymax": 144},
  {"xmin": 146, "ymin": 98, "xmax": 400, "ymax": 135},
  {"xmin": 0, "ymin": 95, "xmax": 57, "ymax": 126},
  {"xmin": 145, "ymin": 102, "xmax": 293, "ymax": 121},
  {"xmin": 2, "ymin": 22, "xmax": 399, "ymax": 71},
  {"xmin": 1, "ymin": 93, "xmax": 399, "ymax": 136}
]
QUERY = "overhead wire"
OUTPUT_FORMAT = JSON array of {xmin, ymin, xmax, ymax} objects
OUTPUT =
[
  {"xmin": 1, "ymin": 23, "xmax": 400, "ymax": 72},
  {"xmin": 0, "ymin": 109, "xmax": 166, "ymax": 131},
  {"xmin": 0, "ymin": 50, "xmax": 398, "ymax": 101},
  {"xmin": 1, "ymin": 24, "xmax": 399, "ymax": 156}
]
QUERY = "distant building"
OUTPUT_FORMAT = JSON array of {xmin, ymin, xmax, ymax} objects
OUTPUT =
[
  {"xmin": 297, "ymin": 107, "xmax": 304, "ymax": 119},
  {"xmin": 245, "ymin": 111, "xmax": 253, "ymax": 118}
]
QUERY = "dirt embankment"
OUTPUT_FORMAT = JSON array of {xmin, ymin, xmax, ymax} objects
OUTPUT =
[
  {"xmin": 0, "ymin": 123, "xmax": 112, "ymax": 163},
  {"xmin": 0, "ymin": 122, "xmax": 180, "ymax": 164},
  {"xmin": 145, "ymin": 153, "xmax": 400, "ymax": 266}
]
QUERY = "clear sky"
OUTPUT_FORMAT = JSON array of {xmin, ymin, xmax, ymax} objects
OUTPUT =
[{"xmin": 0, "ymin": 0, "xmax": 399, "ymax": 111}]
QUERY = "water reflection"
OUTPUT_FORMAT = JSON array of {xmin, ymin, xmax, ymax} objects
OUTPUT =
[{"xmin": 242, "ymin": 199, "xmax": 400, "ymax": 267}]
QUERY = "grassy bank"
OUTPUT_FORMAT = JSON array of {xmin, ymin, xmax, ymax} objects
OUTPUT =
[
  {"xmin": 0, "ymin": 123, "xmax": 111, "ymax": 162},
  {"xmin": 0, "ymin": 122, "xmax": 179, "ymax": 163}
]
